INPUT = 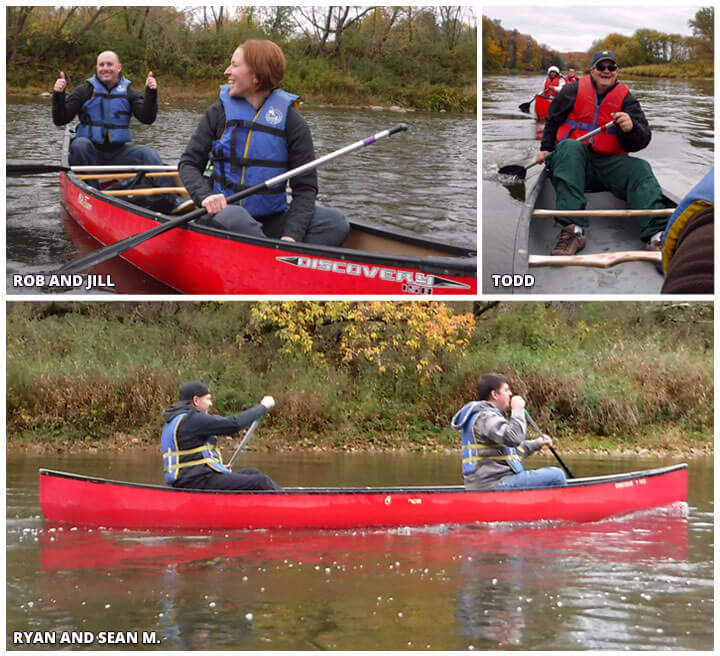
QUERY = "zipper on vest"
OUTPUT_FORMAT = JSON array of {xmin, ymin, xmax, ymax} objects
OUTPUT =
[{"xmin": 240, "ymin": 107, "xmax": 263, "ymax": 186}]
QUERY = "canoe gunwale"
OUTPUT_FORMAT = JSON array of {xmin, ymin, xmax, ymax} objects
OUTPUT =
[{"xmin": 39, "ymin": 463, "xmax": 688, "ymax": 496}]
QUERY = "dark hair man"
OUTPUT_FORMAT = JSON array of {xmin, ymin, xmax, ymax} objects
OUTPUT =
[
  {"xmin": 452, "ymin": 374, "xmax": 567, "ymax": 491},
  {"xmin": 535, "ymin": 50, "xmax": 668, "ymax": 259},
  {"xmin": 161, "ymin": 381, "xmax": 280, "ymax": 490}
]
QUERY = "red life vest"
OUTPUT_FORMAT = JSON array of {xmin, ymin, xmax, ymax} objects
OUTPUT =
[
  {"xmin": 565, "ymin": 74, "xmax": 579, "ymax": 84},
  {"xmin": 556, "ymin": 75, "xmax": 629, "ymax": 156},
  {"xmin": 543, "ymin": 75, "xmax": 562, "ymax": 97}
]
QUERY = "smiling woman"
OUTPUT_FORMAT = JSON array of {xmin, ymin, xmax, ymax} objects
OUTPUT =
[{"xmin": 178, "ymin": 39, "xmax": 349, "ymax": 247}]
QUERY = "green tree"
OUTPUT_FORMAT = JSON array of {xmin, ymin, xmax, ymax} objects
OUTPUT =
[{"xmin": 689, "ymin": 7, "xmax": 713, "ymax": 41}]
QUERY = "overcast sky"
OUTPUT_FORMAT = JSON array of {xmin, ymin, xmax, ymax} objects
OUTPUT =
[{"xmin": 483, "ymin": 5, "xmax": 703, "ymax": 52}]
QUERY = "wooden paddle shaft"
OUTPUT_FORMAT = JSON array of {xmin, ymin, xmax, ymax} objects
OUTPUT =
[
  {"xmin": 529, "ymin": 250, "xmax": 661, "ymax": 268},
  {"xmin": 533, "ymin": 208, "xmax": 674, "ymax": 218},
  {"xmin": 78, "ymin": 171, "xmax": 179, "ymax": 181},
  {"xmin": 103, "ymin": 187, "xmax": 187, "ymax": 197}
]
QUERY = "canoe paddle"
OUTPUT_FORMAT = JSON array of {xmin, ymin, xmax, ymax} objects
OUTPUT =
[
  {"xmin": 498, "ymin": 119, "xmax": 617, "ymax": 181},
  {"xmin": 55, "ymin": 123, "xmax": 409, "ymax": 275},
  {"xmin": 518, "ymin": 96, "xmax": 537, "ymax": 114},
  {"xmin": 228, "ymin": 419, "xmax": 261, "ymax": 470},
  {"xmin": 7, "ymin": 161, "xmax": 178, "ymax": 175},
  {"xmin": 525, "ymin": 411, "xmax": 575, "ymax": 479}
]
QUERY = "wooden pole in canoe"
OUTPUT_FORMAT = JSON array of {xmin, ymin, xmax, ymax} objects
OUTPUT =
[
  {"xmin": 56, "ymin": 123, "xmax": 410, "ymax": 275},
  {"xmin": 529, "ymin": 250, "xmax": 661, "ymax": 268},
  {"xmin": 77, "ymin": 171, "xmax": 180, "ymax": 181},
  {"xmin": 103, "ymin": 187, "xmax": 187, "ymax": 197},
  {"xmin": 532, "ymin": 208, "xmax": 674, "ymax": 218}
]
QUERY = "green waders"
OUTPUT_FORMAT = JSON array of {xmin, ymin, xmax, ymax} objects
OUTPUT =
[{"xmin": 545, "ymin": 139, "xmax": 668, "ymax": 242}]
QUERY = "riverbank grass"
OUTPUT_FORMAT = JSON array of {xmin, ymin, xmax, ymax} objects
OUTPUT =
[{"xmin": 7, "ymin": 302, "xmax": 713, "ymax": 455}]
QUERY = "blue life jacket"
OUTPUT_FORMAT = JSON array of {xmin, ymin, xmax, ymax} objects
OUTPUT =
[
  {"xmin": 451, "ymin": 402, "xmax": 525, "ymax": 476},
  {"xmin": 75, "ymin": 75, "xmax": 132, "ymax": 145},
  {"xmin": 211, "ymin": 86, "xmax": 299, "ymax": 217},
  {"xmin": 661, "ymin": 168, "xmax": 714, "ymax": 273},
  {"xmin": 161, "ymin": 413, "xmax": 232, "ymax": 484}
]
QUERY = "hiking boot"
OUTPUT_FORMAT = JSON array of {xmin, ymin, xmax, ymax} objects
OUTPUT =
[
  {"xmin": 646, "ymin": 239, "xmax": 664, "ymax": 275},
  {"xmin": 551, "ymin": 224, "xmax": 585, "ymax": 256}
]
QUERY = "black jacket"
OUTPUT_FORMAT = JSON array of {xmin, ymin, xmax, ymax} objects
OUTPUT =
[
  {"xmin": 540, "ymin": 78, "xmax": 652, "ymax": 154},
  {"xmin": 162, "ymin": 401, "xmax": 268, "ymax": 483},
  {"xmin": 52, "ymin": 81, "xmax": 157, "ymax": 151},
  {"xmin": 178, "ymin": 100, "xmax": 318, "ymax": 241}
]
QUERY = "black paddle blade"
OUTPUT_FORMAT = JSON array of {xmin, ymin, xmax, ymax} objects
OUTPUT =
[
  {"xmin": 7, "ymin": 161, "xmax": 68, "ymax": 175},
  {"xmin": 519, "ymin": 102, "xmax": 532, "ymax": 114},
  {"xmin": 498, "ymin": 164, "xmax": 527, "ymax": 180}
]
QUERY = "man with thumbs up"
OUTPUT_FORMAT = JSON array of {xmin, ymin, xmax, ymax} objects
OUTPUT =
[{"xmin": 52, "ymin": 50, "xmax": 167, "ymax": 170}]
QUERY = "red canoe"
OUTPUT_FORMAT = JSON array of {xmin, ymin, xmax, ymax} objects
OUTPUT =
[
  {"xmin": 39, "ymin": 464, "xmax": 688, "ymax": 530},
  {"xmin": 534, "ymin": 93, "xmax": 552, "ymax": 120},
  {"xmin": 59, "ymin": 129, "xmax": 476, "ymax": 295}
]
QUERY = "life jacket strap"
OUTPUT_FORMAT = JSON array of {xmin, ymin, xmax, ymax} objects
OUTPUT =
[
  {"xmin": 163, "ymin": 444, "xmax": 226, "ymax": 476},
  {"xmin": 225, "ymin": 119, "xmax": 286, "ymax": 138}
]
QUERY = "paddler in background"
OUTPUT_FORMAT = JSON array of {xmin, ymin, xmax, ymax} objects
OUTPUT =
[
  {"xmin": 52, "ymin": 51, "xmax": 167, "ymax": 170},
  {"xmin": 161, "ymin": 381, "xmax": 281, "ymax": 490},
  {"xmin": 452, "ymin": 374, "xmax": 567, "ymax": 491},
  {"xmin": 535, "ymin": 50, "xmax": 668, "ymax": 258},
  {"xmin": 565, "ymin": 67, "xmax": 579, "ymax": 84},
  {"xmin": 543, "ymin": 65, "xmax": 565, "ymax": 98},
  {"xmin": 179, "ymin": 39, "xmax": 349, "ymax": 245}
]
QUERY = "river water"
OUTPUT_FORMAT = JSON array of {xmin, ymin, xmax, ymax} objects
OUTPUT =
[
  {"xmin": 6, "ymin": 99, "xmax": 476, "ymax": 294},
  {"xmin": 7, "ymin": 451, "xmax": 713, "ymax": 650},
  {"xmin": 481, "ymin": 75, "xmax": 714, "ymax": 293}
]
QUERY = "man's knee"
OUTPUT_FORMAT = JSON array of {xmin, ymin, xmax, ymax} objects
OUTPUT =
[
  {"xmin": 546, "ymin": 467, "xmax": 568, "ymax": 486},
  {"xmin": 201, "ymin": 205, "xmax": 266, "ymax": 237},
  {"xmin": 627, "ymin": 157, "xmax": 655, "ymax": 180},
  {"xmin": 69, "ymin": 137, "xmax": 96, "ymax": 163},
  {"xmin": 309, "ymin": 206, "xmax": 350, "ymax": 246},
  {"xmin": 131, "ymin": 145, "xmax": 164, "ymax": 165},
  {"xmin": 555, "ymin": 139, "xmax": 586, "ymax": 154}
]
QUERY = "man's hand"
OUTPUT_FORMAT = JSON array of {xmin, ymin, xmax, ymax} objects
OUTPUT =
[
  {"xmin": 281, "ymin": 236, "xmax": 296, "ymax": 242},
  {"xmin": 535, "ymin": 150, "xmax": 549, "ymax": 165},
  {"xmin": 611, "ymin": 111, "xmax": 633, "ymax": 132},
  {"xmin": 201, "ymin": 194, "xmax": 227, "ymax": 216},
  {"xmin": 510, "ymin": 395, "xmax": 526, "ymax": 410},
  {"xmin": 538, "ymin": 434, "xmax": 553, "ymax": 447},
  {"xmin": 260, "ymin": 395, "xmax": 275, "ymax": 410},
  {"xmin": 53, "ymin": 72, "xmax": 67, "ymax": 93},
  {"xmin": 145, "ymin": 70, "xmax": 157, "ymax": 90}
]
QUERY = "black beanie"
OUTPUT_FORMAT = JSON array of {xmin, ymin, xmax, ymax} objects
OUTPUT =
[{"xmin": 178, "ymin": 380, "xmax": 211, "ymax": 401}]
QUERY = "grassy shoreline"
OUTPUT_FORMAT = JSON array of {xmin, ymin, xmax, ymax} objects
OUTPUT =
[
  {"xmin": 7, "ymin": 302, "xmax": 713, "ymax": 457},
  {"xmin": 485, "ymin": 62, "xmax": 712, "ymax": 80},
  {"xmin": 7, "ymin": 76, "xmax": 476, "ymax": 113}
]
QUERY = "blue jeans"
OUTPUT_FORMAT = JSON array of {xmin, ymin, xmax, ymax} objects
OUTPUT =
[
  {"xmin": 493, "ymin": 467, "xmax": 567, "ymax": 490},
  {"xmin": 199, "ymin": 204, "xmax": 350, "ymax": 246},
  {"xmin": 69, "ymin": 138, "xmax": 175, "ymax": 188}
]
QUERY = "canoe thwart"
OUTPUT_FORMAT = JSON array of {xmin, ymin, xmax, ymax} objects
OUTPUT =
[
  {"xmin": 532, "ymin": 208, "xmax": 674, "ymax": 218},
  {"xmin": 78, "ymin": 171, "xmax": 180, "ymax": 181},
  {"xmin": 529, "ymin": 250, "xmax": 661, "ymax": 269},
  {"xmin": 103, "ymin": 187, "xmax": 187, "ymax": 197}
]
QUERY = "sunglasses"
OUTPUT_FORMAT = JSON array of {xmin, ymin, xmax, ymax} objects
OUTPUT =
[{"xmin": 595, "ymin": 63, "xmax": 618, "ymax": 72}]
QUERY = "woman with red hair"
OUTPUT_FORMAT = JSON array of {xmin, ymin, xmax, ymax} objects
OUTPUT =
[{"xmin": 179, "ymin": 40, "xmax": 349, "ymax": 245}]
